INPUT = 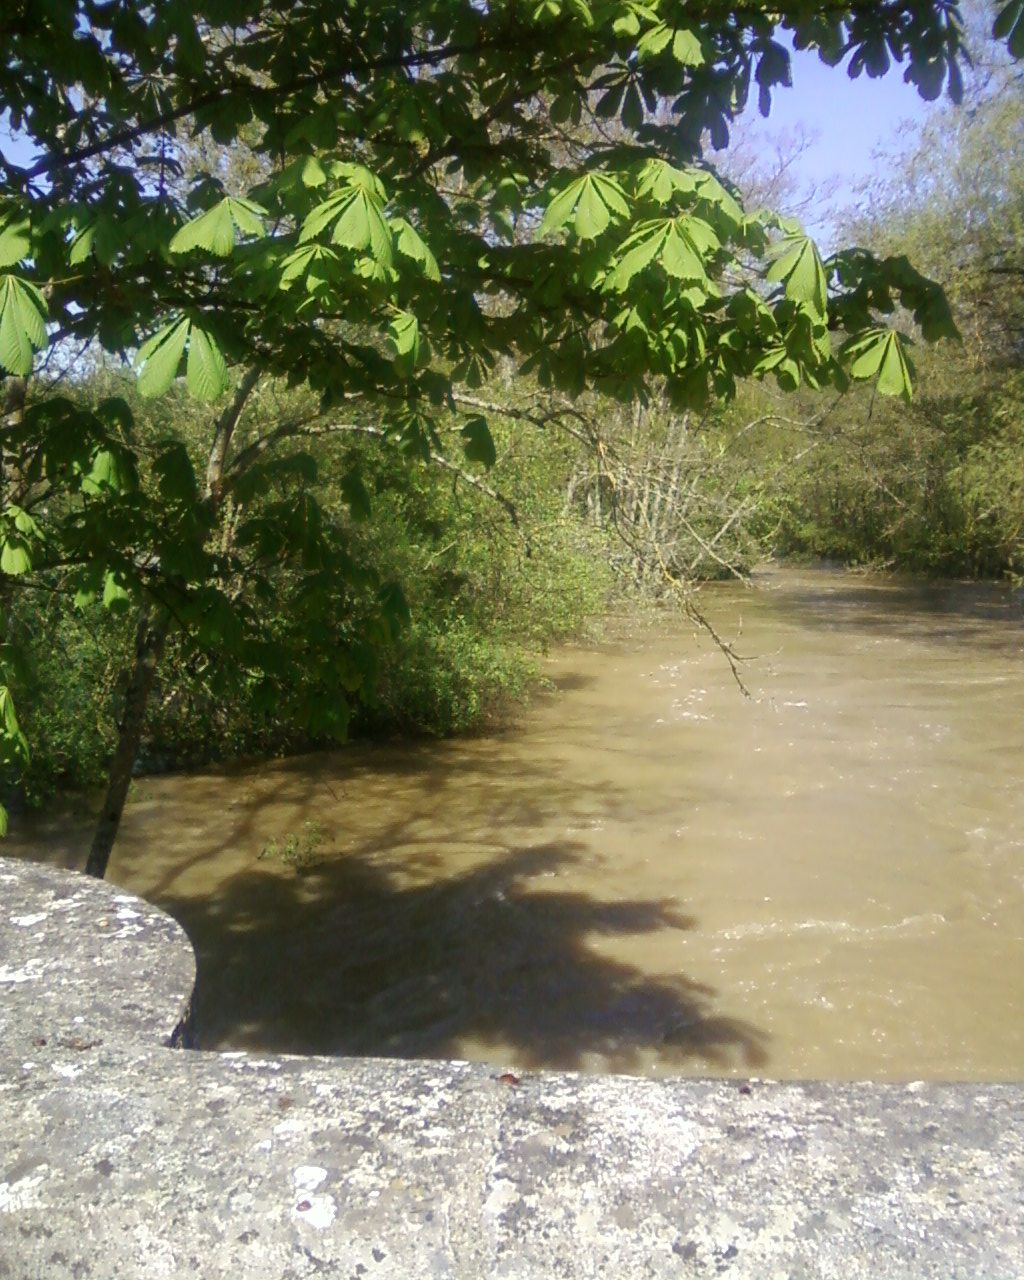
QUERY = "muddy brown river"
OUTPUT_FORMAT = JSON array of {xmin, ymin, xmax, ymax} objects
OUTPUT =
[{"xmin": 11, "ymin": 568, "xmax": 1024, "ymax": 1080}]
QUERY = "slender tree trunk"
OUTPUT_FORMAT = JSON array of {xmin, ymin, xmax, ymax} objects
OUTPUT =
[
  {"xmin": 2, "ymin": 376, "xmax": 27, "ymax": 490},
  {"xmin": 204, "ymin": 367, "xmax": 261, "ymax": 502},
  {"xmin": 85, "ymin": 607, "xmax": 170, "ymax": 879},
  {"xmin": 84, "ymin": 367, "xmax": 260, "ymax": 879},
  {"xmin": 1, "ymin": 377, "xmax": 28, "ymax": 652}
]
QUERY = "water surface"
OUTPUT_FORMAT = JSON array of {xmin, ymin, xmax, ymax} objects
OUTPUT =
[{"xmin": 14, "ymin": 568, "xmax": 1024, "ymax": 1079}]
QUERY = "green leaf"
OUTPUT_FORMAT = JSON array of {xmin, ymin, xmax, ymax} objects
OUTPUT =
[
  {"xmin": 334, "ymin": 191, "xmax": 392, "ymax": 263},
  {"xmin": 388, "ymin": 310, "xmax": 420, "ymax": 375},
  {"xmin": 332, "ymin": 162, "xmax": 387, "ymax": 201},
  {"xmin": 538, "ymin": 174, "xmax": 629, "ymax": 241},
  {"xmin": 153, "ymin": 443, "xmax": 198, "ymax": 503},
  {"xmin": 82, "ymin": 447, "xmax": 136, "ymax": 495},
  {"xmin": 844, "ymin": 328, "xmax": 914, "ymax": 402},
  {"xmin": 875, "ymin": 331, "xmax": 914, "ymax": 401},
  {"xmin": 0, "ymin": 686, "xmax": 22, "ymax": 735},
  {"xmin": 299, "ymin": 190, "xmax": 348, "ymax": 242},
  {"xmin": 766, "ymin": 233, "xmax": 828, "ymax": 319},
  {"xmin": 225, "ymin": 196, "xmax": 267, "ymax": 237},
  {"xmin": 187, "ymin": 325, "xmax": 229, "ymax": 401},
  {"xmin": 661, "ymin": 226, "xmax": 707, "ymax": 282},
  {"xmin": 170, "ymin": 201, "xmax": 233, "ymax": 256},
  {"xmin": 844, "ymin": 328, "xmax": 888, "ymax": 378},
  {"xmin": 393, "ymin": 218, "xmax": 441, "ymax": 281},
  {"xmin": 0, "ymin": 274, "xmax": 48, "ymax": 376},
  {"xmin": 265, "ymin": 154, "xmax": 328, "ymax": 196},
  {"xmin": 0, "ymin": 685, "xmax": 29, "ymax": 773},
  {"xmin": 537, "ymin": 177, "xmax": 587, "ymax": 237},
  {"xmin": 1, "ymin": 537, "xmax": 32, "ymax": 575},
  {"xmin": 301, "ymin": 187, "xmax": 393, "ymax": 265},
  {"xmin": 341, "ymin": 468, "xmax": 372, "ymax": 520},
  {"xmin": 753, "ymin": 345, "xmax": 789, "ymax": 375},
  {"xmin": 635, "ymin": 160, "xmax": 700, "ymax": 205},
  {"xmin": 460, "ymin": 416, "xmax": 497, "ymax": 468},
  {"xmin": 169, "ymin": 197, "xmax": 266, "ymax": 256},
  {"xmin": 611, "ymin": 6, "xmax": 640, "ymax": 37},
  {"xmin": 697, "ymin": 173, "xmax": 744, "ymax": 230},
  {"xmin": 637, "ymin": 21, "xmax": 672, "ymax": 60},
  {"xmin": 102, "ymin": 570, "xmax": 132, "ymax": 610},
  {"xmin": 9, "ymin": 505, "xmax": 38, "ymax": 536},
  {"xmin": 994, "ymin": 0, "xmax": 1024, "ymax": 57},
  {"xmin": 679, "ymin": 215, "xmax": 720, "ymax": 256},
  {"xmin": 70, "ymin": 563, "xmax": 103, "ymax": 610},
  {"xmin": 0, "ymin": 804, "xmax": 7, "ymax": 838},
  {"xmin": 278, "ymin": 242, "xmax": 338, "ymax": 289},
  {"xmin": 606, "ymin": 223, "xmax": 670, "ymax": 290},
  {"xmin": 91, "ymin": 215, "xmax": 122, "ymax": 266},
  {"xmin": 575, "ymin": 178, "xmax": 613, "ymax": 238},
  {"xmin": 590, "ymin": 175, "xmax": 630, "ymax": 220},
  {"xmin": 137, "ymin": 318, "xmax": 190, "ymax": 397},
  {"xmin": 672, "ymin": 26, "xmax": 704, "ymax": 66},
  {"xmin": 0, "ymin": 213, "xmax": 31, "ymax": 268},
  {"xmin": 69, "ymin": 221, "xmax": 96, "ymax": 265}
]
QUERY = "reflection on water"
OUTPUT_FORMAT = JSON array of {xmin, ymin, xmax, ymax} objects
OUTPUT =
[{"xmin": 10, "ymin": 568, "xmax": 1024, "ymax": 1080}]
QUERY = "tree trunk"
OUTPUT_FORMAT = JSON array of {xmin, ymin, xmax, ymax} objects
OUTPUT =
[
  {"xmin": 84, "ymin": 367, "xmax": 259, "ymax": 879},
  {"xmin": 85, "ymin": 608, "xmax": 169, "ymax": 880},
  {"xmin": 2, "ymin": 376, "xmax": 27, "ymax": 477}
]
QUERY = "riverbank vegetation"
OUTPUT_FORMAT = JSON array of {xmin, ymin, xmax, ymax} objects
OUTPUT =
[
  {"xmin": 1, "ymin": 2, "xmax": 1020, "ymax": 866},
  {"xmin": 9, "ymin": 375, "xmax": 613, "ymax": 804}
]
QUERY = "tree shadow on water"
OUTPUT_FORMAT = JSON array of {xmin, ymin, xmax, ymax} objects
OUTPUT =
[{"xmin": 159, "ymin": 839, "xmax": 769, "ymax": 1075}]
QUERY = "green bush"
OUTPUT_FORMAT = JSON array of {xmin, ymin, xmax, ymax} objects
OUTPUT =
[{"xmin": 4, "ymin": 382, "xmax": 613, "ymax": 806}]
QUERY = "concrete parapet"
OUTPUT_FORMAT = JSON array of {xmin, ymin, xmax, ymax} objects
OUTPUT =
[{"xmin": 1, "ymin": 856, "xmax": 1021, "ymax": 1279}]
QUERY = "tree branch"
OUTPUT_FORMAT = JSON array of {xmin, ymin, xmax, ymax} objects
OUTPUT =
[
  {"xmin": 228, "ymin": 417, "xmax": 520, "ymax": 526},
  {"xmin": 22, "ymin": 36, "xmax": 547, "ymax": 181},
  {"xmin": 204, "ymin": 367, "xmax": 262, "ymax": 501}
]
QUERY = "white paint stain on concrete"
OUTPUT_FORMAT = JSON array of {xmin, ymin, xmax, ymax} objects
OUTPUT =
[
  {"xmin": 0, "ymin": 1174, "xmax": 45, "ymax": 1213},
  {"xmin": 10, "ymin": 913, "xmax": 48, "ymax": 928},
  {"xmin": 483, "ymin": 1177, "xmax": 519, "ymax": 1221},
  {"xmin": 293, "ymin": 1166, "xmax": 328, "ymax": 1193},
  {"xmin": 292, "ymin": 1166, "xmax": 335, "ymax": 1229},
  {"xmin": 293, "ymin": 1194, "xmax": 337, "ymax": 1230},
  {"xmin": 273, "ymin": 1117, "xmax": 306, "ymax": 1137},
  {"xmin": 0, "ymin": 961, "xmax": 43, "ymax": 984}
]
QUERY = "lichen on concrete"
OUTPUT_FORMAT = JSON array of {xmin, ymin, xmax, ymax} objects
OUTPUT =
[{"xmin": 1, "ymin": 856, "xmax": 1022, "ymax": 1279}]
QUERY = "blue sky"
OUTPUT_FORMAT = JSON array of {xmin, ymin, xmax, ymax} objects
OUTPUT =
[
  {"xmin": 734, "ymin": 45, "xmax": 937, "ymax": 246},
  {"xmin": 0, "ymin": 118, "xmax": 35, "ymax": 170}
]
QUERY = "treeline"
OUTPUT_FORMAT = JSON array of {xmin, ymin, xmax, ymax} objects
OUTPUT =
[
  {"xmin": 8, "ymin": 378, "xmax": 613, "ymax": 803},
  {"xmin": 742, "ymin": 44, "xmax": 1024, "ymax": 578}
]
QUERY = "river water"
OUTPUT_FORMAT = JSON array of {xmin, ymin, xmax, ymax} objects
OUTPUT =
[{"xmin": 12, "ymin": 568, "xmax": 1024, "ymax": 1079}]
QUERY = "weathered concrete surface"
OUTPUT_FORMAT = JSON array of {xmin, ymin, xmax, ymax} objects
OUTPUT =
[
  {"xmin": 1, "ymin": 857, "xmax": 1023, "ymax": 1279},
  {"xmin": 0, "ymin": 859, "xmax": 193, "ymax": 1055}
]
